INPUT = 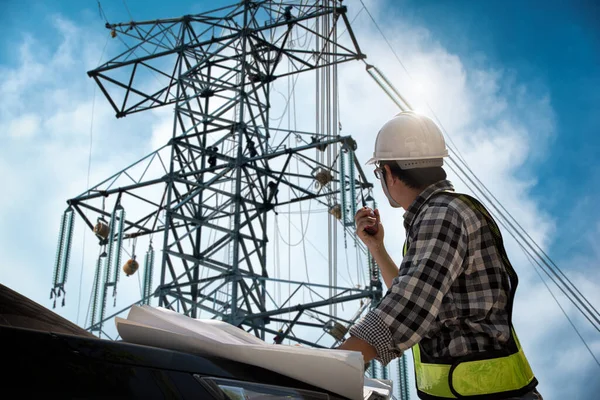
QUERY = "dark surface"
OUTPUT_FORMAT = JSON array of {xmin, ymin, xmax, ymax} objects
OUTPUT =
[
  {"xmin": 0, "ymin": 283, "xmax": 95, "ymax": 337},
  {"xmin": 0, "ymin": 284, "xmax": 347, "ymax": 399},
  {"xmin": 1, "ymin": 324, "xmax": 345, "ymax": 398}
]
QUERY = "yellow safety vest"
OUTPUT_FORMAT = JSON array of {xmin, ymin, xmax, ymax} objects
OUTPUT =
[{"xmin": 403, "ymin": 192, "xmax": 537, "ymax": 399}]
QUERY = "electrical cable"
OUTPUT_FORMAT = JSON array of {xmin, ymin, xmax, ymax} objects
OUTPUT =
[
  {"xmin": 338, "ymin": 5, "xmax": 364, "ymax": 39},
  {"xmin": 522, "ymin": 243, "xmax": 600, "ymax": 368},
  {"xmin": 122, "ymin": 0, "xmax": 134, "ymax": 21},
  {"xmin": 77, "ymin": 32, "xmax": 111, "ymax": 326}
]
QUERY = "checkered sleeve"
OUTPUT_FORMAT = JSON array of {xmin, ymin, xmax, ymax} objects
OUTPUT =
[{"xmin": 349, "ymin": 204, "xmax": 468, "ymax": 365}]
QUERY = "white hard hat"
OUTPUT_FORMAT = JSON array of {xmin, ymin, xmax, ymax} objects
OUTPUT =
[{"xmin": 366, "ymin": 111, "xmax": 449, "ymax": 169}]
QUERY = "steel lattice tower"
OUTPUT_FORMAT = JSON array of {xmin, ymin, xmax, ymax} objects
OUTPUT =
[{"xmin": 52, "ymin": 0, "xmax": 382, "ymax": 347}]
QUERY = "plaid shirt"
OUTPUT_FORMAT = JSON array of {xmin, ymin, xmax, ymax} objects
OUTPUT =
[{"xmin": 349, "ymin": 180, "xmax": 512, "ymax": 365}]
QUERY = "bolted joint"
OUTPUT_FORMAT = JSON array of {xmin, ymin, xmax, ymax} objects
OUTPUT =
[
  {"xmin": 342, "ymin": 137, "xmax": 357, "ymax": 152},
  {"xmin": 199, "ymin": 88, "xmax": 215, "ymax": 98},
  {"xmin": 248, "ymin": 72, "xmax": 276, "ymax": 84}
]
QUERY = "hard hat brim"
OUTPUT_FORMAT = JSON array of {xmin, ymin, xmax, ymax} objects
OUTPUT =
[{"xmin": 365, "ymin": 153, "xmax": 448, "ymax": 166}]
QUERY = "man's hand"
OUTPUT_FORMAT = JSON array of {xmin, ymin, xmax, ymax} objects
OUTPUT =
[
  {"xmin": 336, "ymin": 335, "xmax": 378, "ymax": 363},
  {"xmin": 355, "ymin": 207, "xmax": 385, "ymax": 251}
]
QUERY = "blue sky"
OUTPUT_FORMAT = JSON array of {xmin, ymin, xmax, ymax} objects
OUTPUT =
[{"xmin": 1, "ymin": 1, "xmax": 599, "ymax": 399}]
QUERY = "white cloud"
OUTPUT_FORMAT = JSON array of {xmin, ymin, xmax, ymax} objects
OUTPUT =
[{"xmin": 4, "ymin": 113, "xmax": 40, "ymax": 138}]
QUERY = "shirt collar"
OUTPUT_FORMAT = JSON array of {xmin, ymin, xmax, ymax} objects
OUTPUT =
[{"xmin": 403, "ymin": 180, "xmax": 455, "ymax": 231}]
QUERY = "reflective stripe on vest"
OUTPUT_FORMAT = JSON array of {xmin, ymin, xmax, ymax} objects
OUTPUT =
[{"xmin": 403, "ymin": 192, "xmax": 537, "ymax": 399}]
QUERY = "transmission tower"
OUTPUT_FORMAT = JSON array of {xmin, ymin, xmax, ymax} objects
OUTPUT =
[{"xmin": 51, "ymin": 0, "xmax": 382, "ymax": 346}]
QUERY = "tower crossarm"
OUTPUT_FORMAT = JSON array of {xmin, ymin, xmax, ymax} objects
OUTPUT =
[{"xmin": 89, "ymin": 1, "xmax": 365, "ymax": 118}]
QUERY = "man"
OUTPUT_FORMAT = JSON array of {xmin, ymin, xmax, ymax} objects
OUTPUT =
[{"xmin": 337, "ymin": 111, "xmax": 542, "ymax": 399}]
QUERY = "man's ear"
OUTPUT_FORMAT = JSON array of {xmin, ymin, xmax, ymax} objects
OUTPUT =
[{"xmin": 383, "ymin": 164, "xmax": 396, "ymax": 185}]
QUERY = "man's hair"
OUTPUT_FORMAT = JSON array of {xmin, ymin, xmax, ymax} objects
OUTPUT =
[{"xmin": 380, "ymin": 161, "xmax": 447, "ymax": 190}]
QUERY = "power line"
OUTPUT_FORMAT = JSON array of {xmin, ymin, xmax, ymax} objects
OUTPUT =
[
  {"xmin": 77, "ymin": 33, "xmax": 111, "ymax": 326},
  {"xmin": 522, "ymin": 243, "xmax": 600, "ymax": 368},
  {"xmin": 338, "ymin": 4, "xmax": 365, "ymax": 39},
  {"xmin": 97, "ymin": 0, "xmax": 109, "ymax": 24},
  {"xmin": 122, "ymin": 0, "xmax": 134, "ymax": 21}
]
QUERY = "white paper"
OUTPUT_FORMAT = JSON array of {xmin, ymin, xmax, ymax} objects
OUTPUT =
[
  {"xmin": 116, "ymin": 305, "xmax": 365, "ymax": 400},
  {"xmin": 363, "ymin": 378, "xmax": 393, "ymax": 399}
]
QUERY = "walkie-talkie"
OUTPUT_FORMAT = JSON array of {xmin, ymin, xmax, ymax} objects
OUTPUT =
[{"xmin": 360, "ymin": 191, "xmax": 378, "ymax": 236}]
